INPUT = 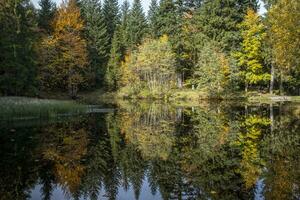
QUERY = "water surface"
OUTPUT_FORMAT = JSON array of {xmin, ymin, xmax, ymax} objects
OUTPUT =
[{"xmin": 0, "ymin": 101, "xmax": 299, "ymax": 200}]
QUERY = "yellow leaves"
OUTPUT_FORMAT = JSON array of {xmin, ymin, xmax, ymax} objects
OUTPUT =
[
  {"xmin": 38, "ymin": 0, "xmax": 90, "ymax": 96},
  {"xmin": 159, "ymin": 34, "xmax": 169, "ymax": 43},
  {"xmin": 41, "ymin": 125, "xmax": 88, "ymax": 194},
  {"xmin": 52, "ymin": 0, "xmax": 84, "ymax": 34},
  {"xmin": 268, "ymin": 0, "xmax": 300, "ymax": 71},
  {"xmin": 235, "ymin": 8, "xmax": 269, "ymax": 87},
  {"xmin": 120, "ymin": 37, "xmax": 176, "ymax": 93},
  {"xmin": 236, "ymin": 115, "xmax": 270, "ymax": 188}
]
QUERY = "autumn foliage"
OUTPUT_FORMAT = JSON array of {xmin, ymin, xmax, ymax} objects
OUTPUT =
[{"xmin": 39, "ymin": 0, "xmax": 90, "ymax": 97}]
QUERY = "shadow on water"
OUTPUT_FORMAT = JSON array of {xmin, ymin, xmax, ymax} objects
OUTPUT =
[{"xmin": 0, "ymin": 100, "xmax": 299, "ymax": 200}]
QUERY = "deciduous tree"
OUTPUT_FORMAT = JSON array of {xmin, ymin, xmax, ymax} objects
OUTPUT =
[
  {"xmin": 267, "ymin": 0, "xmax": 300, "ymax": 94},
  {"xmin": 235, "ymin": 9, "xmax": 270, "ymax": 92},
  {"xmin": 39, "ymin": 0, "xmax": 90, "ymax": 97}
]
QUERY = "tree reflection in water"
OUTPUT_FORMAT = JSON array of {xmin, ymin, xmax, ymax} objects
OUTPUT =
[{"xmin": 0, "ymin": 101, "xmax": 299, "ymax": 200}]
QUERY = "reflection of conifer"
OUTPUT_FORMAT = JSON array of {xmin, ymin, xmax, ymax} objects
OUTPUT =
[
  {"xmin": 103, "ymin": 119, "xmax": 121, "ymax": 200},
  {"xmin": 39, "ymin": 162, "xmax": 56, "ymax": 200},
  {"xmin": 79, "ymin": 114, "xmax": 112, "ymax": 199},
  {"xmin": 103, "ymin": 164, "xmax": 121, "ymax": 200},
  {"xmin": 147, "ymin": 166, "xmax": 158, "ymax": 195},
  {"xmin": 126, "ymin": 145, "xmax": 146, "ymax": 200}
]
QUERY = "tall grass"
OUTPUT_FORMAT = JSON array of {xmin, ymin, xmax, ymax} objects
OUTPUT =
[{"xmin": 0, "ymin": 97, "xmax": 88, "ymax": 121}]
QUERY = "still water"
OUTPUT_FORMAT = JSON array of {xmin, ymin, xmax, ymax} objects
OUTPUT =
[{"xmin": 0, "ymin": 101, "xmax": 299, "ymax": 200}]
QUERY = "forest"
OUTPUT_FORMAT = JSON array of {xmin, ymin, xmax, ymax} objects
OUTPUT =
[{"xmin": 0, "ymin": 0, "xmax": 299, "ymax": 99}]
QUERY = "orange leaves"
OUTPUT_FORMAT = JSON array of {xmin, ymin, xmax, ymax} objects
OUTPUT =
[
  {"xmin": 52, "ymin": 0, "xmax": 84, "ymax": 34},
  {"xmin": 38, "ymin": 0, "xmax": 90, "ymax": 97}
]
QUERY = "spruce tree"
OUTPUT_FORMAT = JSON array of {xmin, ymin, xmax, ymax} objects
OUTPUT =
[
  {"xmin": 195, "ymin": 0, "xmax": 259, "ymax": 52},
  {"xmin": 105, "ymin": 29, "xmax": 123, "ymax": 90},
  {"xmin": 127, "ymin": 0, "xmax": 147, "ymax": 48},
  {"xmin": 119, "ymin": 0, "xmax": 130, "ymax": 49},
  {"xmin": 182, "ymin": 0, "xmax": 202, "ymax": 12},
  {"xmin": 103, "ymin": 0, "xmax": 119, "ymax": 44},
  {"xmin": 37, "ymin": 0, "xmax": 56, "ymax": 33},
  {"xmin": 156, "ymin": 0, "xmax": 179, "ymax": 37},
  {"xmin": 148, "ymin": 0, "xmax": 159, "ymax": 38},
  {"xmin": 0, "ymin": 0, "xmax": 37, "ymax": 95},
  {"xmin": 80, "ymin": 0, "xmax": 109, "ymax": 86}
]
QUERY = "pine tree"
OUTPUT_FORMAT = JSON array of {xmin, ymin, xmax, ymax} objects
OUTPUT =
[
  {"xmin": 0, "ymin": 0, "xmax": 37, "ymax": 95},
  {"xmin": 127, "ymin": 0, "xmax": 147, "ymax": 49},
  {"xmin": 37, "ymin": 0, "xmax": 56, "ymax": 33},
  {"xmin": 103, "ymin": 0, "xmax": 119, "ymax": 44},
  {"xmin": 80, "ymin": 0, "xmax": 109, "ymax": 86},
  {"xmin": 234, "ymin": 9, "xmax": 270, "ymax": 92},
  {"xmin": 39, "ymin": 0, "xmax": 90, "ymax": 97},
  {"xmin": 148, "ymin": 0, "xmax": 159, "ymax": 38},
  {"xmin": 195, "ymin": 0, "xmax": 259, "ymax": 52}
]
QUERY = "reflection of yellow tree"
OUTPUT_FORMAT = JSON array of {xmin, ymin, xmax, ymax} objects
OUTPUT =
[
  {"xmin": 262, "ymin": 112, "xmax": 300, "ymax": 199},
  {"xmin": 116, "ymin": 102, "xmax": 177, "ymax": 160},
  {"xmin": 235, "ymin": 115, "xmax": 270, "ymax": 189},
  {"xmin": 265, "ymin": 158, "xmax": 292, "ymax": 200},
  {"xmin": 41, "ymin": 124, "xmax": 88, "ymax": 195}
]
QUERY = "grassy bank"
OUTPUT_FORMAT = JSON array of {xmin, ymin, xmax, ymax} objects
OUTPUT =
[
  {"xmin": 0, "ymin": 97, "xmax": 88, "ymax": 121},
  {"xmin": 247, "ymin": 92, "xmax": 300, "ymax": 103},
  {"xmin": 83, "ymin": 89, "xmax": 300, "ymax": 104}
]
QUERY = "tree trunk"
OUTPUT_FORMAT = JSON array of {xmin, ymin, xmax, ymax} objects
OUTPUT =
[
  {"xmin": 270, "ymin": 103, "xmax": 274, "ymax": 134},
  {"xmin": 270, "ymin": 64, "xmax": 275, "ymax": 94},
  {"xmin": 279, "ymin": 71, "xmax": 284, "ymax": 95},
  {"xmin": 177, "ymin": 73, "xmax": 183, "ymax": 88},
  {"xmin": 245, "ymin": 82, "xmax": 248, "ymax": 93}
]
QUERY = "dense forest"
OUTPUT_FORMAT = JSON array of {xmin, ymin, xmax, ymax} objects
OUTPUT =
[{"xmin": 0, "ymin": 0, "xmax": 299, "ymax": 98}]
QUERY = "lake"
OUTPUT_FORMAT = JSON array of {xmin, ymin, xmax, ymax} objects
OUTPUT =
[{"xmin": 0, "ymin": 100, "xmax": 299, "ymax": 200}]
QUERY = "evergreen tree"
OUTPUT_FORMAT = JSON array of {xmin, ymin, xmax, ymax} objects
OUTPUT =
[
  {"xmin": 0, "ymin": 0, "xmax": 37, "ymax": 95},
  {"xmin": 105, "ymin": 1, "xmax": 133, "ymax": 90},
  {"xmin": 119, "ymin": 0, "xmax": 130, "ymax": 49},
  {"xmin": 195, "ymin": 0, "xmax": 259, "ymax": 52},
  {"xmin": 105, "ymin": 29, "xmax": 123, "ymax": 90},
  {"xmin": 127, "ymin": 0, "xmax": 147, "ymax": 49},
  {"xmin": 37, "ymin": 0, "xmax": 56, "ymax": 33},
  {"xmin": 156, "ymin": 0, "xmax": 179, "ymax": 37},
  {"xmin": 148, "ymin": 0, "xmax": 159, "ymax": 38},
  {"xmin": 182, "ymin": 0, "xmax": 202, "ymax": 12},
  {"xmin": 80, "ymin": 0, "xmax": 109, "ymax": 86},
  {"xmin": 103, "ymin": 0, "xmax": 119, "ymax": 44}
]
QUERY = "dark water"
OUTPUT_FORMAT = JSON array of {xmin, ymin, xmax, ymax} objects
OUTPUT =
[{"xmin": 0, "ymin": 101, "xmax": 299, "ymax": 200}]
